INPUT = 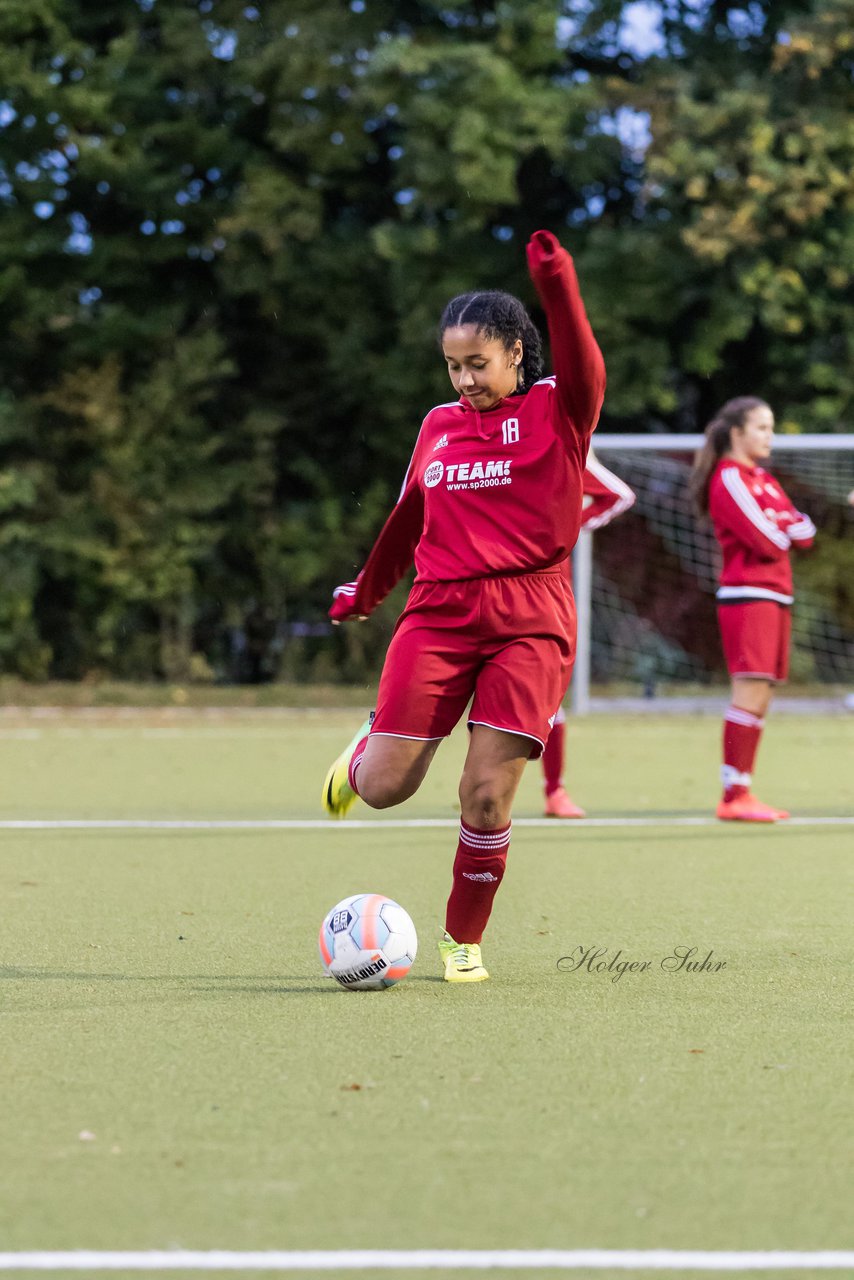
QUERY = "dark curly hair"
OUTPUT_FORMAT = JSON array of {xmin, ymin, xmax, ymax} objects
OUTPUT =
[{"xmin": 438, "ymin": 290, "xmax": 544, "ymax": 394}]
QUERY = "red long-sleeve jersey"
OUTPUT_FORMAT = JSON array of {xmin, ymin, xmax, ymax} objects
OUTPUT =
[
  {"xmin": 330, "ymin": 232, "xmax": 606, "ymax": 621},
  {"xmin": 708, "ymin": 459, "xmax": 815, "ymax": 604},
  {"xmin": 581, "ymin": 455, "xmax": 636, "ymax": 529}
]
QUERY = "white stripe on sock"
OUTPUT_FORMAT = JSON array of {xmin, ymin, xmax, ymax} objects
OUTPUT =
[
  {"xmin": 459, "ymin": 822, "xmax": 511, "ymax": 850},
  {"xmin": 725, "ymin": 706, "xmax": 764, "ymax": 729}
]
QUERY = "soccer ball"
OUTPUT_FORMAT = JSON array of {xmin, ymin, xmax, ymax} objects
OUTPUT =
[{"xmin": 318, "ymin": 893, "xmax": 418, "ymax": 991}]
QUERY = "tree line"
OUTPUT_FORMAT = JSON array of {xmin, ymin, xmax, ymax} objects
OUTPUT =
[{"xmin": 0, "ymin": 0, "xmax": 850, "ymax": 682}]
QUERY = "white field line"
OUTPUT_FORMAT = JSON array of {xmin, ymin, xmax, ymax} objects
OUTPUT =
[
  {"xmin": 1, "ymin": 1250, "xmax": 854, "ymax": 1272},
  {"xmin": 0, "ymin": 816, "xmax": 852, "ymax": 831}
]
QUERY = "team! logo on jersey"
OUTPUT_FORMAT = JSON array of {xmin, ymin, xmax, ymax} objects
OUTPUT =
[
  {"xmin": 423, "ymin": 458, "xmax": 512, "ymax": 491},
  {"xmin": 447, "ymin": 460, "xmax": 511, "ymax": 484}
]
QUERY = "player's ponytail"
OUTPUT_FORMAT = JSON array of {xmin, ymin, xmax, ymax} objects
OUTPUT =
[
  {"xmin": 439, "ymin": 290, "xmax": 545, "ymax": 394},
  {"xmin": 516, "ymin": 316, "xmax": 544, "ymax": 393},
  {"xmin": 689, "ymin": 396, "xmax": 768, "ymax": 515}
]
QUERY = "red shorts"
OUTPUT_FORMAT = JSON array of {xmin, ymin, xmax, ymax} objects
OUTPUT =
[
  {"xmin": 717, "ymin": 600, "xmax": 791, "ymax": 682},
  {"xmin": 372, "ymin": 569, "xmax": 576, "ymax": 758}
]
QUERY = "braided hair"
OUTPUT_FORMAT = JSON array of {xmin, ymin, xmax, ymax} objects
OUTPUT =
[
  {"xmin": 438, "ymin": 290, "xmax": 544, "ymax": 395},
  {"xmin": 688, "ymin": 396, "xmax": 769, "ymax": 515}
]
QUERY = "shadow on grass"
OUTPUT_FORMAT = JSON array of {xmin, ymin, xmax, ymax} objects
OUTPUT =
[{"xmin": 1, "ymin": 967, "xmax": 445, "ymax": 994}]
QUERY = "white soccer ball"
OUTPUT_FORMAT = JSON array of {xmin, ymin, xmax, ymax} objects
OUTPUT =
[{"xmin": 318, "ymin": 893, "xmax": 418, "ymax": 991}]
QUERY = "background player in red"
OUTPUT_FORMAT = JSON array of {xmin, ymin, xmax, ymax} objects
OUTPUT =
[
  {"xmin": 690, "ymin": 397, "xmax": 816, "ymax": 822},
  {"xmin": 322, "ymin": 230, "xmax": 605, "ymax": 981},
  {"xmin": 541, "ymin": 449, "xmax": 636, "ymax": 818}
]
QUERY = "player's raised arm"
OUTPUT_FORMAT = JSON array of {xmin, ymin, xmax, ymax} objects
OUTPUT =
[{"xmin": 526, "ymin": 230, "xmax": 606, "ymax": 440}]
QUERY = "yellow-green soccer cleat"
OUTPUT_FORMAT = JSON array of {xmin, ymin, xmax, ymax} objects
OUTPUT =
[
  {"xmin": 321, "ymin": 715, "xmax": 373, "ymax": 819},
  {"xmin": 438, "ymin": 931, "xmax": 489, "ymax": 983}
]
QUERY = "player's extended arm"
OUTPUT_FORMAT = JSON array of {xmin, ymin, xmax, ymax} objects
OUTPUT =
[
  {"xmin": 526, "ymin": 230, "xmax": 606, "ymax": 440},
  {"xmin": 581, "ymin": 454, "xmax": 636, "ymax": 530},
  {"xmin": 329, "ymin": 473, "xmax": 424, "ymax": 622}
]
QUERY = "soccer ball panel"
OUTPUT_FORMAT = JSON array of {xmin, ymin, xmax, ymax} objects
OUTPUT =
[
  {"xmin": 349, "ymin": 893, "xmax": 391, "ymax": 952},
  {"xmin": 317, "ymin": 920, "xmax": 333, "ymax": 973},
  {"xmin": 383, "ymin": 930, "xmax": 417, "ymax": 963},
  {"xmin": 380, "ymin": 903, "xmax": 418, "ymax": 957}
]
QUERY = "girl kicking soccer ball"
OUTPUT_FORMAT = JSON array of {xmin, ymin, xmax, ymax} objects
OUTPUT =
[{"xmin": 323, "ymin": 230, "xmax": 605, "ymax": 980}]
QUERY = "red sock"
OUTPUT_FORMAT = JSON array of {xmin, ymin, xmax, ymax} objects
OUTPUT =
[
  {"xmin": 347, "ymin": 734, "xmax": 370, "ymax": 796},
  {"xmin": 444, "ymin": 821, "xmax": 510, "ymax": 945},
  {"xmin": 542, "ymin": 720, "xmax": 565, "ymax": 795},
  {"xmin": 722, "ymin": 706, "xmax": 763, "ymax": 801}
]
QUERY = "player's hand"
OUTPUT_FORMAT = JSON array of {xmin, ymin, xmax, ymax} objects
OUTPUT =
[
  {"xmin": 329, "ymin": 580, "xmax": 368, "ymax": 624},
  {"xmin": 772, "ymin": 509, "xmax": 797, "ymax": 530},
  {"xmin": 526, "ymin": 229, "xmax": 563, "ymax": 268},
  {"xmin": 528, "ymin": 229, "xmax": 560, "ymax": 254}
]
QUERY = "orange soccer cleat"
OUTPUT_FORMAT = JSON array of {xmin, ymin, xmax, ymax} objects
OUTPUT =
[
  {"xmin": 544, "ymin": 786, "xmax": 587, "ymax": 819},
  {"xmin": 716, "ymin": 793, "xmax": 790, "ymax": 823}
]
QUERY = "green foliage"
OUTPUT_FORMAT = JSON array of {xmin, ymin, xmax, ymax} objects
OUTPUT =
[
  {"xmin": 0, "ymin": 0, "xmax": 850, "ymax": 679},
  {"xmin": 628, "ymin": 0, "xmax": 854, "ymax": 425}
]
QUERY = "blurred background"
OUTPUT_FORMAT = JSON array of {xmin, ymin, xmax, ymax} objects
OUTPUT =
[{"xmin": 1, "ymin": 0, "xmax": 851, "ymax": 693}]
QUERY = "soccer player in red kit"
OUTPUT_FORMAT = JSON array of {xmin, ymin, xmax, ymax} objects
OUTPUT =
[
  {"xmin": 689, "ymin": 397, "xmax": 816, "ymax": 822},
  {"xmin": 541, "ymin": 450, "xmax": 636, "ymax": 818},
  {"xmin": 322, "ymin": 230, "xmax": 606, "ymax": 981}
]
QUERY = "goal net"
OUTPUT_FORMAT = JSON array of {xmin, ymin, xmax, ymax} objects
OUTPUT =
[{"xmin": 571, "ymin": 434, "xmax": 854, "ymax": 710}]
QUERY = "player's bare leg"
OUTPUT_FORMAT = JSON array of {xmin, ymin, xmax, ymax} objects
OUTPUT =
[
  {"xmin": 354, "ymin": 733, "xmax": 442, "ymax": 809},
  {"xmin": 458, "ymin": 724, "xmax": 531, "ymax": 830},
  {"xmin": 730, "ymin": 675, "xmax": 774, "ymax": 718},
  {"xmin": 322, "ymin": 721, "xmax": 442, "ymax": 818}
]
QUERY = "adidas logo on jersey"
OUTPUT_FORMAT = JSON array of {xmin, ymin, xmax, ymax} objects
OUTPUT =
[{"xmin": 433, "ymin": 433, "xmax": 449, "ymax": 451}]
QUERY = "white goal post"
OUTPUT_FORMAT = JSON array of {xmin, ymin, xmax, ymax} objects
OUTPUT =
[{"xmin": 571, "ymin": 434, "xmax": 854, "ymax": 714}]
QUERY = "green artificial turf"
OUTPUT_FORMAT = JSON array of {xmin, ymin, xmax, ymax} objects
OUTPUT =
[{"xmin": 0, "ymin": 710, "xmax": 852, "ymax": 1280}]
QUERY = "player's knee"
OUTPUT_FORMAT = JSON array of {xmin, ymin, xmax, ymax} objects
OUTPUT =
[
  {"xmin": 459, "ymin": 777, "xmax": 511, "ymax": 829},
  {"xmin": 357, "ymin": 777, "xmax": 398, "ymax": 809},
  {"xmin": 357, "ymin": 770, "xmax": 417, "ymax": 810}
]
